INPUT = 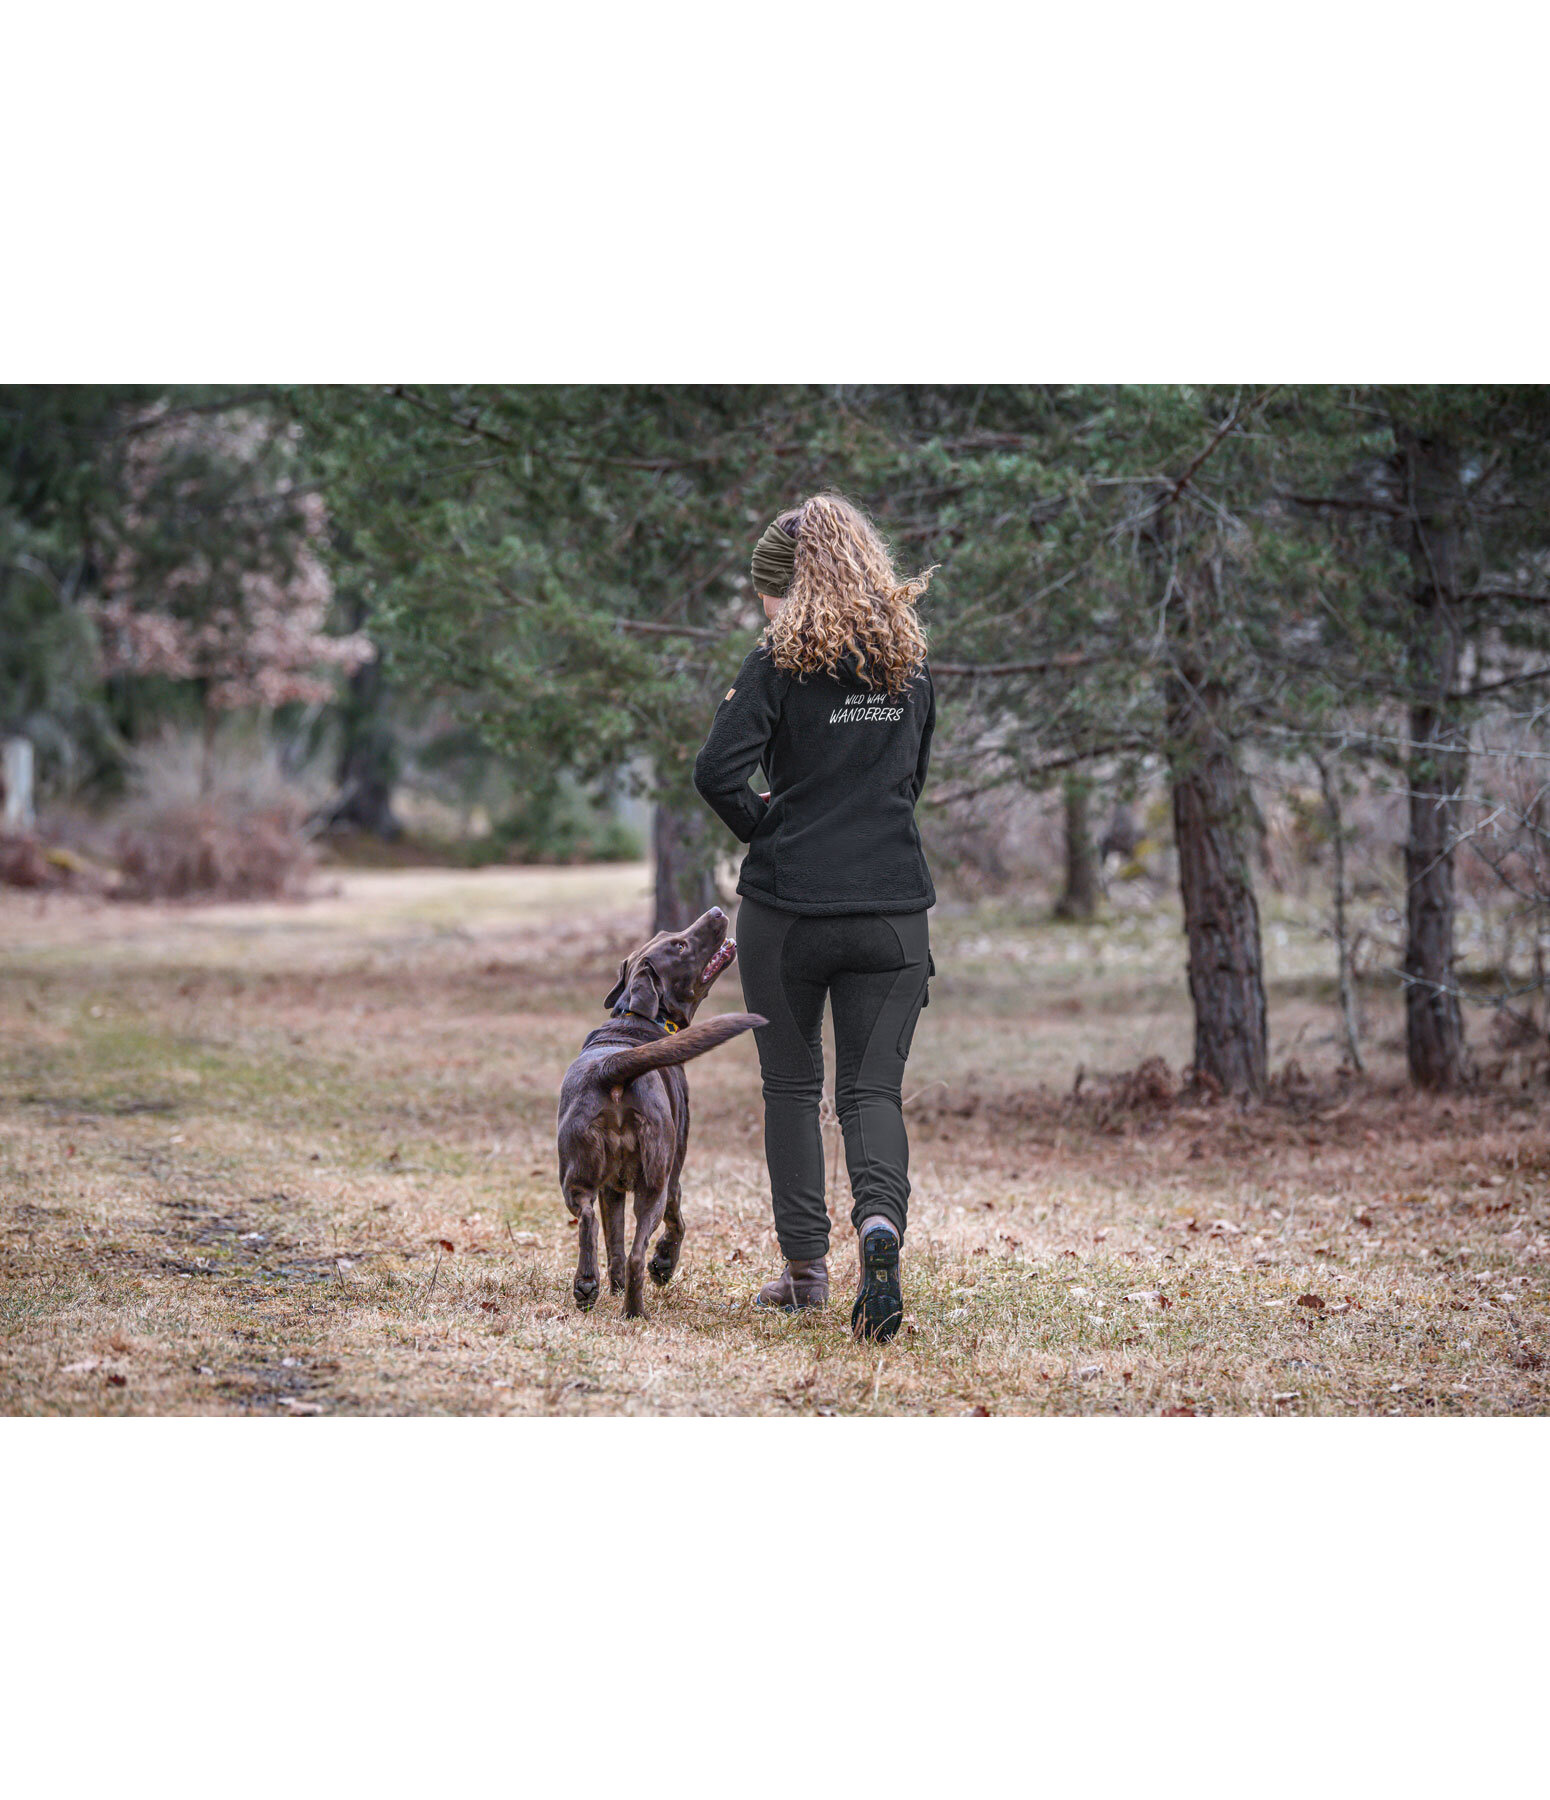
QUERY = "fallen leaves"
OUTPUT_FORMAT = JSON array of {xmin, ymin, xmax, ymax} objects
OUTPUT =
[
  {"xmin": 1296, "ymin": 1293, "xmax": 1326, "ymax": 1310},
  {"xmin": 10, "ymin": 870, "xmax": 1550, "ymax": 1423}
]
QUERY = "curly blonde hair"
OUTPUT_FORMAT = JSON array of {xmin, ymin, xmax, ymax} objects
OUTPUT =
[{"xmin": 762, "ymin": 494, "xmax": 933, "ymax": 695}]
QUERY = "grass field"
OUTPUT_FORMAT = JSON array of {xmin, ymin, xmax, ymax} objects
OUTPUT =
[{"xmin": 1, "ymin": 863, "xmax": 1546, "ymax": 1415}]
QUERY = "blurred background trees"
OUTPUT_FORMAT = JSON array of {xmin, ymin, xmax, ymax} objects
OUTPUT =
[{"xmin": 4, "ymin": 382, "xmax": 1548, "ymax": 1094}]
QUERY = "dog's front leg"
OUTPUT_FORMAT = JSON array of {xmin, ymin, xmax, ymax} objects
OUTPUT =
[
  {"xmin": 566, "ymin": 1186, "xmax": 601, "ymax": 1311},
  {"xmin": 624, "ymin": 1184, "xmax": 671, "ymax": 1320}
]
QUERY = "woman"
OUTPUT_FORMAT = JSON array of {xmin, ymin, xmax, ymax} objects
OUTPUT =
[{"xmin": 692, "ymin": 493, "xmax": 937, "ymax": 1342}]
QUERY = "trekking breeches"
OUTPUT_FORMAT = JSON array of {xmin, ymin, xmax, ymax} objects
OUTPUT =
[{"xmin": 734, "ymin": 896, "xmax": 931, "ymax": 1260}]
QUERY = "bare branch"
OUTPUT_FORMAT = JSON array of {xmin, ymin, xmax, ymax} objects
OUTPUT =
[
  {"xmin": 615, "ymin": 619, "xmax": 720, "ymax": 641},
  {"xmin": 383, "ymin": 387, "xmax": 716, "ymax": 472},
  {"xmin": 1453, "ymin": 665, "xmax": 1550, "ymax": 701},
  {"xmin": 933, "ymin": 652, "xmax": 1111, "ymax": 678},
  {"xmin": 1278, "ymin": 491, "xmax": 1405, "ymax": 517}
]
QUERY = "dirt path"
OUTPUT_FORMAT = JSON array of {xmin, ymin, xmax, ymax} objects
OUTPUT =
[{"xmin": 2, "ymin": 868, "xmax": 1546, "ymax": 1414}]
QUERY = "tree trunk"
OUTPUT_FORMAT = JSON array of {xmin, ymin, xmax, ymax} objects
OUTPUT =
[
  {"xmin": 1148, "ymin": 510, "xmax": 1268, "ymax": 1100},
  {"xmin": 200, "ymin": 692, "xmax": 218, "ymax": 798},
  {"xmin": 1397, "ymin": 425, "xmax": 1468, "ymax": 1089},
  {"xmin": 652, "ymin": 795, "xmax": 718, "ymax": 933},
  {"xmin": 1316, "ymin": 754, "xmax": 1364, "ymax": 1073},
  {"xmin": 331, "ymin": 594, "xmax": 401, "ymax": 839},
  {"xmin": 1404, "ymin": 686, "xmax": 1467, "ymax": 1086},
  {"xmin": 1053, "ymin": 774, "xmax": 1097, "ymax": 919},
  {"xmin": 2, "ymin": 736, "xmax": 36, "ymax": 833},
  {"xmin": 1166, "ymin": 670, "xmax": 1268, "ymax": 1098}
]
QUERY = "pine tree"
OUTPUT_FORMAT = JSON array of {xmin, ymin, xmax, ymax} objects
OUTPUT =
[{"xmin": 294, "ymin": 384, "xmax": 885, "ymax": 927}]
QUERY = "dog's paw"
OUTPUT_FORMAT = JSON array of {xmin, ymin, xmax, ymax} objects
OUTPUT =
[
  {"xmin": 647, "ymin": 1247, "xmax": 679, "ymax": 1288},
  {"xmin": 573, "ymin": 1276, "xmax": 600, "ymax": 1312}
]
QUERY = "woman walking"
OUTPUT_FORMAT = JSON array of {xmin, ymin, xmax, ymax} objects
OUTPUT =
[{"xmin": 692, "ymin": 494, "xmax": 937, "ymax": 1342}]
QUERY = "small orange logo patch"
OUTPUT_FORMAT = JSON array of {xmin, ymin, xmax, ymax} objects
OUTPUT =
[{"xmin": 725, "ymin": 688, "xmax": 736, "ymax": 701}]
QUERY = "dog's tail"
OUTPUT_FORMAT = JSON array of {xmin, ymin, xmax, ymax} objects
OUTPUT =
[{"xmin": 591, "ymin": 1013, "xmax": 766, "ymax": 1089}]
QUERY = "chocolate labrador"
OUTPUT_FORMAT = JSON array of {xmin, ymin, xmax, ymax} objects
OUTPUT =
[{"xmin": 557, "ymin": 905, "xmax": 763, "ymax": 1319}]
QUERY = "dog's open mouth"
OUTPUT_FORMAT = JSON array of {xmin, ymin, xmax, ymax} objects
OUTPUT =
[{"xmin": 699, "ymin": 939, "xmax": 737, "ymax": 986}]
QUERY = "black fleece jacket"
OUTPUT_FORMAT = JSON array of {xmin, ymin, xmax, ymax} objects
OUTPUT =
[{"xmin": 692, "ymin": 646, "xmax": 936, "ymax": 916}]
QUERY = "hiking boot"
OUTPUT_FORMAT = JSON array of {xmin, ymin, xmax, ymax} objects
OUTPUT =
[
  {"xmin": 851, "ymin": 1220, "xmax": 903, "ymax": 1343},
  {"xmin": 754, "ymin": 1257, "xmax": 830, "ymax": 1311}
]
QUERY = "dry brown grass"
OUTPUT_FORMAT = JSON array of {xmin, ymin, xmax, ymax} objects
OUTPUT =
[{"xmin": 1, "ymin": 866, "xmax": 1546, "ymax": 1415}]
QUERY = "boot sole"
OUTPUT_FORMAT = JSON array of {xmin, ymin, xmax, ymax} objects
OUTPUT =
[{"xmin": 851, "ymin": 1228, "xmax": 903, "ymax": 1343}]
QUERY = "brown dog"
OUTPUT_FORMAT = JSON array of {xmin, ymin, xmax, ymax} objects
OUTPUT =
[{"xmin": 557, "ymin": 906, "xmax": 763, "ymax": 1319}]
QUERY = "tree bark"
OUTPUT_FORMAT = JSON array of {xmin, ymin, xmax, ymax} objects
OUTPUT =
[
  {"xmin": 1396, "ymin": 425, "xmax": 1468, "ymax": 1089},
  {"xmin": 652, "ymin": 795, "xmax": 718, "ymax": 933},
  {"xmin": 1148, "ymin": 508, "xmax": 1268, "ymax": 1100},
  {"xmin": 1, "ymin": 737, "xmax": 36, "ymax": 833},
  {"xmin": 330, "ymin": 594, "xmax": 401, "ymax": 839},
  {"xmin": 1053, "ymin": 774, "xmax": 1098, "ymax": 919},
  {"xmin": 1166, "ymin": 668, "xmax": 1268, "ymax": 1098},
  {"xmin": 199, "ymin": 691, "xmax": 218, "ymax": 798},
  {"xmin": 1316, "ymin": 754, "xmax": 1364, "ymax": 1073}
]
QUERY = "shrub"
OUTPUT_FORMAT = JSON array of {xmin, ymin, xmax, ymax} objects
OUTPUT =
[
  {"xmin": 110, "ymin": 727, "xmax": 321, "ymax": 901},
  {"xmin": 0, "ymin": 833, "xmax": 57, "ymax": 889},
  {"xmin": 464, "ymin": 777, "xmax": 644, "ymax": 866},
  {"xmin": 114, "ymin": 801, "xmax": 314, "ymax": 901}
]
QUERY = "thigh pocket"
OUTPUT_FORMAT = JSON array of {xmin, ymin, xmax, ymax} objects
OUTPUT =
[{"xmin": 897, "ymin": 973, "xmax": 930, "ymax": 1059}]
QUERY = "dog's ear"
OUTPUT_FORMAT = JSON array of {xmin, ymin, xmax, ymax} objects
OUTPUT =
[
  {"xmin": 614, "ymin": 962, "xmax": 661, "ymax": 1020},
  {"xmin": 603, "ymin": 957, "xmax": 630, "ymax": 1012}
]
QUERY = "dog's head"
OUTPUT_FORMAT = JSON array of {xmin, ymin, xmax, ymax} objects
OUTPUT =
[{"xmin": 603, "ymin": 906, "xmax": 737, "ymax": 1030}]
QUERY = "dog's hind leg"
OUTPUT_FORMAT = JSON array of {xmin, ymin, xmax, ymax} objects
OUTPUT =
[
  {"xmin": 624, "ymin": 1183, "xmax": 671, "ymax": 1320},
  {"xmin": 600, "ymin": 1185, "xmax": 628, "ymax": 1295},
  {"xmin": 648, "ymin": 1180, "xmax": 685, "ymax": 1288},
  {"xmin": 566, "ymin": 1186, "xmax": 601, "ymax": 1311}
]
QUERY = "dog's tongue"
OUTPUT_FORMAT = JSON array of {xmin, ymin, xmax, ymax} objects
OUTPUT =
[{"xmin": 700, "ymin": 939, "xmax": 737, "ymax": 984}]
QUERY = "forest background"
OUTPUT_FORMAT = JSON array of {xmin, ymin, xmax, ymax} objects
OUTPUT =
[{"xmin": 6, "ymin": 382, "xmax": 1550, "ymax": 1098}]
